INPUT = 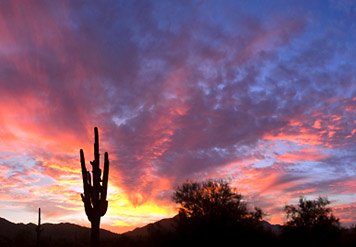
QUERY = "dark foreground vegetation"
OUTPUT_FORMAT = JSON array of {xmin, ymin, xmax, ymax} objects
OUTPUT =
[
  {"xmin": 1, "ymin": 180, "xmax": 355, "ymax": 247},
  {"xmin": 117, "ymin": 180, "xmax": 356, "ymax": 247}
]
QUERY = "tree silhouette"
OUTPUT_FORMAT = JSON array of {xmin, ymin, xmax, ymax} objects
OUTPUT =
[
  {"xmin": 283, "ymin": 197, "xmax": 340, "ymax": 246},
  {"xmin": 173, "ymin": 180, "xmax": 262, "ymax": 222},
  {"xmin": 285, "ymin": 197, "xmax": 339, "ymax": 229},
  {"xmin": 172, "ymin": 180, "xmax": 266, "ymax": 245}
]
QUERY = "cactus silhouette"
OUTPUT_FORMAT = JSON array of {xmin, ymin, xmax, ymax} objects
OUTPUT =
[
  {"xmin": 36, "ymin": 208, "xmax": 42, "ymax": 247},
  {"xmin": 80, "ymin": 127, "xmax": 109, "ymax": 247}
]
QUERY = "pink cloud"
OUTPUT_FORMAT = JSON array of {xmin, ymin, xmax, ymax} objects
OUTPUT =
[
  {"xmin": 276, "ymin": 147, "xmax": 329, "ymax": 163},
  {"xmin": 0, "ymin": 0, "xmax": 354, "ymax": 232}
]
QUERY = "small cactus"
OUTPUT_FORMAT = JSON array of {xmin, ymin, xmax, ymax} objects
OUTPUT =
[
  {"xmin": 80, "ymin": 127, "xmax": 109, "ymax": 247},
  {"xmin": 36, "ymin": 208, "xmax": 42, "ymax": 247}
]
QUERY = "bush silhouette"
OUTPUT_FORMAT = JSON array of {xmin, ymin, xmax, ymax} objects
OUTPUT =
[
  {"xmin": 285, "ymin": 197, "xmax": 339, "ymax": 228},
  {"xmin": 173, "ymin": 180, "xmax": 262, "ymax": 222},
  {"xmin": 172, "ymin": 180, "xmax": 271, "ymax": 245},
  {"xmin": 282, "ymin": 197, "xmax": 341, "ymax": 246}
]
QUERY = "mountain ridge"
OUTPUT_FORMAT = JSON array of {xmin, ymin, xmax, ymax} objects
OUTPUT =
[
  {"xmin": 0, "ymin": 215, "xmax": 283, "ymax": 246},
  {"xmin": 0, "ymin": 216, "xmax": 119, "ymax": 246},
  {"xmin": 0, "ymin": 215, "xmax": 283, "ymax": 235}
]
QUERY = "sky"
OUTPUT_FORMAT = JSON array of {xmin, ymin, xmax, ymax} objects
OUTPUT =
[{"xmin": 0, "ymin": 0, "xmax": 355, "ymax": 233}]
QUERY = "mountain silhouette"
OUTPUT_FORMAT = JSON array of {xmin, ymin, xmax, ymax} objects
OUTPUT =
[
  {"xmin": 0, "ymin": 217, "xmax": 119, "ymax": 247},
  {"xmin": 123, "ymin": 216, "xmax": 282, "ymax": 238},
  {"xmin": 5, "ymin": 216, "xmax": 353, "ymax": 247},
  {"xmin": 123, "ymin": 215, "xmax": 180, "ymax": 238}
]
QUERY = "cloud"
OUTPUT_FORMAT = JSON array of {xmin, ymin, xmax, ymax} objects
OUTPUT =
[
  {"xmin": 276, "ymin": 147, "xmax": 329, "ymax": 163},
  {"xmin": 0, "ymin": 0, "xmax": 355, "ymax": 232}
]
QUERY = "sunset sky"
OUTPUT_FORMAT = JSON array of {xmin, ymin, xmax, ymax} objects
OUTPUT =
[{"xmin": 0, "ymin": 0, "xmax": 355, "ymax": 233}]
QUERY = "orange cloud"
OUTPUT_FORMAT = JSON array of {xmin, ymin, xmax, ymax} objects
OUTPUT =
[
  {"xmin": 334, "ymin": 203, "xmax": 356, "ymax": 227},
  {"xmin": 276, "ymin": 147, "xmax": 329, "ymax": 163},
  {"xmin": 0, "ymin": 0, "xmax": 355, "ymax": 233},
  {"xmin": 264, "ymin": 130, "xmax": 323, "ymax": 146}
]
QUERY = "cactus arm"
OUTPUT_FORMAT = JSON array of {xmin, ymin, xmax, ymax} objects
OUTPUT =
[
  {"xmin": 102, "ymin": 152, "xmax": 109, "ymax": 200},
  {"xmin": 80, "ymin": 149, "xmax": 94, "ymax": 220},
  {"xmin": 80, "ymin": 149, "xmax": 86, "ymax": 181},
  {"xmin": 81, "ymin": 193, "xmax": 93, "ymax": 221},
  {"xmin": 100, "ymin": 152, "xmax": 109, "ymax": 216},
  {"xmin": 80, "ymin": 149, "xmax": 89, "ymax": 195}
]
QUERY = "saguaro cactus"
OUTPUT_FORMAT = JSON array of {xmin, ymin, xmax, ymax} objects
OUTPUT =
[
  {"xmin": 36, "ymin": 208, "xmax": 42, "ymax": 247},
  {"xmin": 80, "ymin": 127, "xmax": 109, "ymax": 247}
]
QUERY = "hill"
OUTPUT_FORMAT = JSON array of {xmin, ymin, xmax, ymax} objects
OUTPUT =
[
  {"xmin": 3, "ymin": 216, "xmax": 353, "ymax": 246},
  {"xmin": 0, "ymin": 217, "xmax": 119, "ymax": 247},
  {"xmin": 122, "ymin": 216, "xmax": 282, "ymax": 238},
  {"xmin": 123, "ymin": 215, "xmax": 179, "ymax": 238}
]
